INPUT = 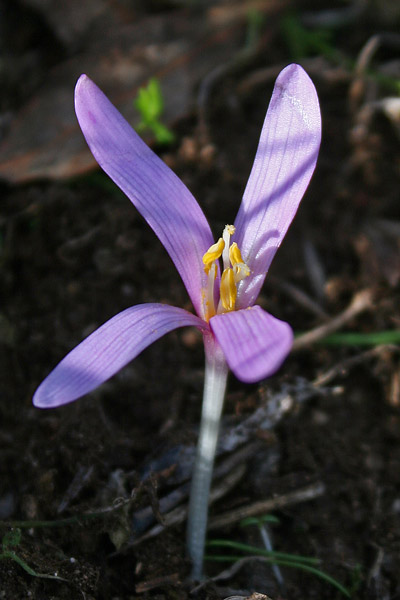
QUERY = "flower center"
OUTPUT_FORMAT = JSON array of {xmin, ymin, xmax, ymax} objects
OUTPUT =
[{"xmin": 202, "ymin": 225, "xmax": 250, "ymax": 321}]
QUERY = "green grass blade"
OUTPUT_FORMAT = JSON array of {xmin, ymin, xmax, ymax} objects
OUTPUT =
[
  {"xmin": 271, "ymin": 559, "xmax": 351, "ymax": 598},
  {"xmin": 0, "ymin": 551, "xmax": 67, "ymax": 582},
  {"xmin": 205, "ymin": 553, "xmax": 351, "ymax": 598},
  {"xmin": 316, "ymin": 330, "xmax": 400, "ymax": 346},
  {"xmin": 207, "ymin": 539, "xmax": 320, "ymax": 565}
]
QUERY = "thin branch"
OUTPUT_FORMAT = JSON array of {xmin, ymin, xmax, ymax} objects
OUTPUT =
[
  {"xmin": 208, "ymin": 482, "xmax": 325, "ymax": 532},
  {"xmin": 312, "ymin": 345, "xmax": 398, "ymax": 388},
  {"xmin": 131, "ymin": 464, "xmax": 246, "ymax": 547},
  {"xmin": 2, "ymin": 496, "xmax": 135, "ymax": 530},
  {"xmin": 191, "ymin": 556, "xmax": 275, "ymax": 593},
  {"xmin": 292, "ymin": 289, "xmax": 373, "ymax": 351}
]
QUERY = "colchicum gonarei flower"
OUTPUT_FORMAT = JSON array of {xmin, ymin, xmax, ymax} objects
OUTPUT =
[{"xmin": 33, "ymin": 64, "xmax": 321, "ymax": 579}]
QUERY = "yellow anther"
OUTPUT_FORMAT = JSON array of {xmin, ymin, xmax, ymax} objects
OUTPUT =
[
  {"xmin": 229, "ymin": 242, "xmax": 244, "ymax": 266},
  {"xmin": 229, "ymin": 242, "xmax": 250, "ymax": 283},
  {"xmin": 220, "ymin": 268, "xmax": 237, "ymax": 311},
  {"xmin": 202, "ymin": 238, "xmax": 225, "ymax": 274}
]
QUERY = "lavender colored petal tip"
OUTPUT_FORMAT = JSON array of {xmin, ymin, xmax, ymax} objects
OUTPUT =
[
  {"xmin": 74, "ymin": 75, "xmax": 214, "ymax": 319},
  {"xmin": 210, "ymin": 306, "xmax": 294, "ymax": 383},
  {"xmin": 33, "ymin": 303, "xmax": 206, "ymax": 408},
  {"xmin": 234, "ymin": 63, "xmax": 322, "ymax": 309}
]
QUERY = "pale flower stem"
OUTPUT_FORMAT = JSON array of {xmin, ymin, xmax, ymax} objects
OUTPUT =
[{"xmin": 187, "ymin": 341, "xmax": 229, "ymax": 580}]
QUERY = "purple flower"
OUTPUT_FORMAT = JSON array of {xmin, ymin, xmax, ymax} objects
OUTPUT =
[{"xmin": 33, "ymin": 64, "xmax": 321, "ymax": 409}]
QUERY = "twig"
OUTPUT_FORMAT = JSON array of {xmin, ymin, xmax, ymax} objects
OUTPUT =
[
  {"xmin": 292, "ymin": 289, "xmax": 373, "ymax": 351},
  {"xmin": 131, "ymin": 441, "xmax": 263, "ymax": 537},
  {"xmin": 191, "ymin": 556, "xmax": 275, "ymax": 593},
  {"xmin": 389, "ymin": 369, "xmax": 400, "ymax": 407},
  {"xmin": 354, "ymin": 35, "xmax": 380, "ymax": 77},
  {"xmin": 131, "ymin": 464, "xmax": 246, "ymax": 547},
  {"xmin": 207, "ymin": 482, "xmax": 325, "ymax": 532},
  {"xmin": 350, "ymin": 32, "xmax": 400, "ymax": 111},
  {"xmin": 1, "ymin": 495, "xmax": 137, "ymax": 530},
  {"xmin": 354, "ymin": 33, "xmax": 400, "ymax": 77},
  {"xmin": 135, "ymin": 573, "xmax": 180, "ymax": 593},
  {"xmin": 312, "ymin": 345, "xmax": 398, "ymax": 388}
]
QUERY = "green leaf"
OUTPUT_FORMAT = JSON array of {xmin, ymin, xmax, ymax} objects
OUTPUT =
[
  {"xmin": 134, "ymin": 78, "xmax": 175, "ymax": 146},
  {"xmin": 134, "ymin": 78, "xmax": 164, "ymax": 123},
  {"xmin": 240, "ymin": 514, "xmax": 281, "ymax": 528}
]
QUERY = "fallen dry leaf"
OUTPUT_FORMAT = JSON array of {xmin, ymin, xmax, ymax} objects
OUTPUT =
[{"xmin": 0, "ymin": 1, "xmax": 282, "ymax": 183}]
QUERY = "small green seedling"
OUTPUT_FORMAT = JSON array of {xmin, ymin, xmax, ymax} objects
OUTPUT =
[
  {"xmin": 134, "ymin": 78, "xmax": 175, "ymax": 145},
  {"xmin": 0, "ymin": 528, "xmax": 67, "ymax": 582}
]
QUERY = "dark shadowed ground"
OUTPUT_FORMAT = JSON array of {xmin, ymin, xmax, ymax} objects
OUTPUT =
[{"xmin": 1, "ymin": 1, "xmax": 400, "ymax": 598}]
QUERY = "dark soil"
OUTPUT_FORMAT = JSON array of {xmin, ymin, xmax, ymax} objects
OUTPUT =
[{"xmin": 1, "ymin": 1, "xmax": 400, "ymax": 599}]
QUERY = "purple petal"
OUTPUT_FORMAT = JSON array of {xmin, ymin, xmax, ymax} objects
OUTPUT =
[
  {"xmin": 234, "ymin": 64, "xmax": 321, "ymax": 309},
  {"xmin": 209, "ymin": 306, "xmax": 293, "ymax": 383},
  {"xmin": 33, "ymin": 303, "xmax": 207, "ymax": 408},
  {"xmin": 75, "ymin": 75, "xmax": 214, "ymax": 319}
]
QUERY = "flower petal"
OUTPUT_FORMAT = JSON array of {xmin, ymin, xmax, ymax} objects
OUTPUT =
[
  {"xmin": 33, "ymin": 303, "xmax": 207, "ymax": 408},
  {"xmin": 75, "ymin": 75, "xmax": 214, "ymax": 318},
  {"xmin": 209, "ymin": 306, "xmax": 293, "ymax": 383},
  {"xmin": 234, "ymin": 64, "xmax": 321, "ymax": 308}
]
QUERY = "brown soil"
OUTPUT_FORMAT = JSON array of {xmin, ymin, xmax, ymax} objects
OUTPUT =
[{"xmin": 1, "ymin": 2, "xmax": 400, "ymax": 599}]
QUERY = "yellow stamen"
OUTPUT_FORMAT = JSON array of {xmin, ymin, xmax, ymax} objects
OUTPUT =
[
  {"xmin": 229, "ymin": 242, "xmax": 250, "ymax": 283},
  {"xmin": 202, "ymin": 238, "xmax": 224, "ymax": 274},
  {"xmin": 220, "ymin": 268, "xmax": 237, "ymax": 311},
  {"xmin": 204, "ymin": 263, "xmax": 217, "ymax": 321},
  {"xmin": 229, "ymin": 242, "xmax": 244, "ymax": 266},
  {"xmin": 202, "ymin": 226, "xmax": 250, "ymax": 316}
]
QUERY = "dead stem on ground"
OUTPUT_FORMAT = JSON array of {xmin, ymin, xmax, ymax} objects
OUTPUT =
[{"xmin": 292, "ymin": 289, "xmax": 374, "ymax": 350}]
